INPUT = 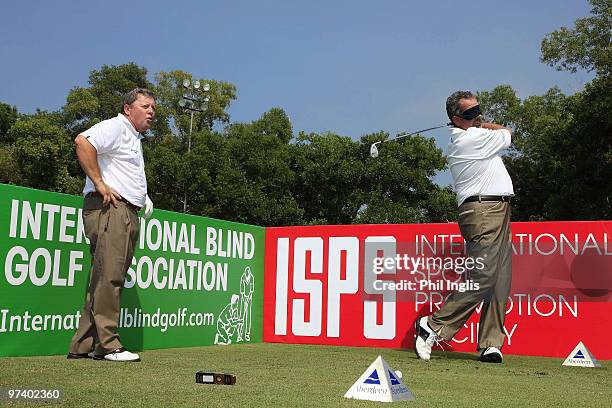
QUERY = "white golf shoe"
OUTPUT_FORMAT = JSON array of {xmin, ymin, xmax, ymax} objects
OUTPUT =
[
  {"xmin": 414, "ymin": 316, "xmax": 440, "ymax": 361},
  {"xmin": 94, "ymin": 348, "xmax": 140, "ymax": 362},
  {"xmin": 479, "ymin": 347, "xmax": 503, "ymax": 363}
]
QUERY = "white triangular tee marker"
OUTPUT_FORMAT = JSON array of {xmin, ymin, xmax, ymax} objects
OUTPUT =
[
  {"xmin": 344, "ymin": 355, "xmax": 415, "ymax": 402},
  {"xmin": 562, "ymin": 341, "xmax": 601, "ymax": 368}
]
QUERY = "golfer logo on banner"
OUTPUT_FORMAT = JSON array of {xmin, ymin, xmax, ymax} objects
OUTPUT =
[{"xmin": 214, "ymin": 266, "xmax": 255, "ymax": 345}]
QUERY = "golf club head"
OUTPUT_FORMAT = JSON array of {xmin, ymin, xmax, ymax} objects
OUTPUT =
[{"xmin": 370, "ymin": 142, "xmax": 380, "ymax": 158}]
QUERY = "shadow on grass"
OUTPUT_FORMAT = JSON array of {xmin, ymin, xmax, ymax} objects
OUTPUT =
[
  {"xmin": 432, "ymin": 350, "xmax": 478, "ymax": 361},
  {"xmin": 395, "ymin": 348, "xmax": 478, "ymax": 361}
]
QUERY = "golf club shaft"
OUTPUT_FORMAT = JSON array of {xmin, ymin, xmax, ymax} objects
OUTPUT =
[{"xmin": 388, "ymin": 124, "xmax": 449, "ymax": 143}]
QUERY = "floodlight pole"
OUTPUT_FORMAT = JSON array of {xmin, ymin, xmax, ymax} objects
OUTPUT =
[
  {"xmin": 189, "ymin": 111, "xmax": 194, "ymax": 153},
  {"xmin": 179, "ymin": 79, "xmax": 210, "ymax": 213}
]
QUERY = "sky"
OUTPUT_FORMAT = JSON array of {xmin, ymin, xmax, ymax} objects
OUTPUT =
[{"xmin": 0, "ymin": 0, "xmax": 594, "ymax": 185}]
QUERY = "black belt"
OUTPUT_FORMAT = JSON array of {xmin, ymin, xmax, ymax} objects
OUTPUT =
[
  {"xmin": 86, "ymin": 192, "xmax": 141, "ymax": 212},
  {"xmin": 463, "ymin": 195, "xmax": 512, "ymax": 203}
]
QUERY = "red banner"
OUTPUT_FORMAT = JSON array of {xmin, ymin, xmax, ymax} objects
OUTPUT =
[{"xmin": 263, "ymin": 221, "xmax": 612, "ymax": 359}]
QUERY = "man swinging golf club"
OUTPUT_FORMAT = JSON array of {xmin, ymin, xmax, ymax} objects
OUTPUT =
[{"xmin": 414, "ymin": 90, "xmax": 514, "ymax": 363}]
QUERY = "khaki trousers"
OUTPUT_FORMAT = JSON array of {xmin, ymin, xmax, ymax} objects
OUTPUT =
[
  {"xmin": 69, "ymin": 196, "xmax": 139, "ymax": 355},
  {"xmin": 428, "ymin": 200, "xmax": 512, "ymax": 350}
]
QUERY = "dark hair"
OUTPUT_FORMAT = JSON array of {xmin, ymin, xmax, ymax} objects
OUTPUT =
[
  {"xmin": 446, "ymin": 90, "xmax": 474, "ymax": 123},
  {"xmin": 121, "ymin": 88, "xmax": 155, "ymax": 114}
]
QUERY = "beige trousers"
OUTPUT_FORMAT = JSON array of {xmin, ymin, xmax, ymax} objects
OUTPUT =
[
  {"xmin": 69, "ymin": 196, "xmax": 139, "ymax": 355},
  {"xmin": 428, "ymin": 200, "xmax": 512, "ymax": 350}
]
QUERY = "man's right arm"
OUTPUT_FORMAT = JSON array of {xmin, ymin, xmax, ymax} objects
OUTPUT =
[
  {"xmin": 474, "ymin": 123, "xmax": 512, "ymax": 155},
  {"xmin": 75, "ymin": 134, "xmax": 119, "ymax": 206},
  {"xmin": 481, "ymin": 122, "xmax": 512, "ymax": 134}
]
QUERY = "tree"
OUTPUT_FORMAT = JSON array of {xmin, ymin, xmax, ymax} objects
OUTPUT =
[
  {"xmin": 289, "ymin": 130, "xmax": 456, "ymax": 225},
  {"xmin": 6, "ymin": 114, "xmax": 81, "ymax": 194},
  {"xmin": 291, "ymin": 132, "xmax": 365, "ymax": 224},
  {"xmin": 144, "ymin": 108, "xmax": 305, "ymax": 226},
  {"xmin": 63, "ymin": 63, "xmax": 170, "ymax": 136},
  {"xmin": 476, "ymin": 79, "xmax": 611, "ymax": 221},
  {"xmin": 540, "ymin": 0, "xmax": 611, "ymax": 77},
  {"xmin": 357, "ymin": 132, "xmax": 456, "ymax": 224},
  {"xmin": 2, "ymin": 61, "xmax": 458, "ymax": 226},
  {"xmin": 63, "ymin": 87, "xmax": 100, "ymax": 132},
  {"xmin": 221, "ymin": 109, "xmax": 303, "ymax": 226},
  {"xmin": 0, "ymin": 144, "xmax": 19, "ymax": 185},
  {"xmin": 0, "ymin": 102, "xmax": 18, "ymax": 143},
  {"xmin": 253, "ymin": 108, "xmax": 293, "ymax": 143},
  {"xmin": 142, "ymin": 133, "xmax": 190, "ymax": 213},
  {"xmin": 477, "ymin": 2, "xmax": 612, "ymax": 221},
  {"xmin": 0, "ymin": 102, "xmax": 20, "ymax": 185},
  {"xmin": 87, "ymin": 63, "xmax": 153, "ymax": 120},
  {"xmin": 559, "ymin": 76, "xmax": 611, "ymax": 219}
]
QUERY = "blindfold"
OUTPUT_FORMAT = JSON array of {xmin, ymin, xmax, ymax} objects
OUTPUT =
[{"xmin": 456, "ymin": 105, "xmax": 482, "ymax": 120}]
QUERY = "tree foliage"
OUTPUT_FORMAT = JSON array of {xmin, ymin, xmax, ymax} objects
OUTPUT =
[
  {"xmin": 540, "ymin": 0, "xmax": 611, "ymax": 77},
  {"xmin": 0, "ymin": 102, "xmax": 18, "ymax": 143},
  {"xmin": 0, "ymin": 54, "xmax": 453, "ymax": 226},
  {"xmin": 287, "ymin": 130, "xmax": 455, "ymax": 225},
  {"xmin": 475, "ymin": 3, "xmax": 612, "ymax": 221},
  {"xmin": 357, "ymin": 132, "xmax": 456, "ymax": 224},
  {"xmin": 4, "ymin": 0, "xmax": 609, "ymax": 231},
  {"xmin": 63, "ymin": 63, "xmax": 170, "ymax": 136},
  {"xmin": 477, "ymin": 77, "xmax": 611, "ymax": 220},
  {"xmin": 6, "ymin": 114, "xmax": 81, "ymax": 193}
]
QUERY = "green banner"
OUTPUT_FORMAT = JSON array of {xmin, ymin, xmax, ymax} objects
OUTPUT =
[{"xmin": 0, "ymin": 184, "xmax": 265, "ymax": 357}]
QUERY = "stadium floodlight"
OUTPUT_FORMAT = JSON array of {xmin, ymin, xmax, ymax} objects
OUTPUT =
[{"xmin": 179, "ymin": 75, "xmax": 212, "ymax": 213}]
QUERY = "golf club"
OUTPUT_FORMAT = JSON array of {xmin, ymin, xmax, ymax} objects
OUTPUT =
[{"xmin": 369, "ymin": 123, "xmax": 450, "ymax": 158}]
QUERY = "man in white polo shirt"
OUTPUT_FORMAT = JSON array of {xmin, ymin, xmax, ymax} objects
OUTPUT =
[
  {"xmin": 414, "ymin": 90, "xmax": 513, "ymax": 363},
  {"xmin": 67, "ymin": 88, "xmax": 155, "ymax": 362}
]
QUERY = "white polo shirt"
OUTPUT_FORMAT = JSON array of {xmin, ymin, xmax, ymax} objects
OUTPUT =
[
  {"xmin": 82, "ymin": 114, "xmax": 147, "ymax": 207},
  {"xmin": 447, "ymin": 126, "xmax": 514, "ymax": 206}
]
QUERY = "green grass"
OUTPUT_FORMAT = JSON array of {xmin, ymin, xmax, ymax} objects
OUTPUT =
[{"xmin": 0, "ymin": 343, "xmax": 610, "ymax": 407}]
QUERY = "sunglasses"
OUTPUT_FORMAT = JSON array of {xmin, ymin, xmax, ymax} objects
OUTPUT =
[{"xmin": 456, "ymin": 105, "xmax": 482, "ymax": 120}]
